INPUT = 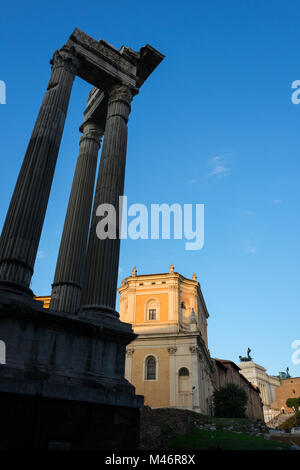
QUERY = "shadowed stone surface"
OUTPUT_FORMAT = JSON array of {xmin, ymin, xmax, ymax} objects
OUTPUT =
[{"xmin": 0, "ymin": 392, "xmax": 140, "ymax": 450}]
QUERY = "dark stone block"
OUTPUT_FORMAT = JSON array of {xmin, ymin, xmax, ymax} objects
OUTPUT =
[{"xmin": 0, "ymin": 391, "xmax": 140, "ymax": 450}]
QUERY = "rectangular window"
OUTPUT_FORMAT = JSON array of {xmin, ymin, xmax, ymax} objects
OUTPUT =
[{"xmin": 149, "ymin": 309, "xmax": 156, "ymax": 320}]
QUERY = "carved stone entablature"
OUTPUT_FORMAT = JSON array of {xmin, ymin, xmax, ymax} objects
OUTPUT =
[
  {"xmin": 126, "ymin": 348, "xmax": 134, "ymax": 357},
  {"xmin": 190, "ymin": 346, "xmax": 200, "ymax": 355},
  {"xmin": 50, "ymin": 46, "xmax": 79, "ymax": 75},
  {"xmin": 167, "ymin": 347, "xmax": 177, "ymax": 355}
]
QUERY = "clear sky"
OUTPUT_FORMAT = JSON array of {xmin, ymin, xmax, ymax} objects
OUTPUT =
[{"xmin": 0, "ymin": 0, "xmax": 299, "ymax": 376}]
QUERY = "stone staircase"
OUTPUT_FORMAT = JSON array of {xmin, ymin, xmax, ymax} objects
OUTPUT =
[{"xmin": 267, "ymin": 412, "xmax": 294, "ymax": 429}]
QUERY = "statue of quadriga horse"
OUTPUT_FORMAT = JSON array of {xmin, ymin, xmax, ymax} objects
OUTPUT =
[
  {"xmin": 239, "ymin": 355, "xmax": 249, "ymax": 362},
  {"xmin": 239, "ymin": 348, "xmax": 252, "ymax": 362}
]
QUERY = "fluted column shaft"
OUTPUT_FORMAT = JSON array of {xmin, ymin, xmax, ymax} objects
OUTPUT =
[
  {"xmin": 81, "ymin": 85, "xmax": 133, "ymax": 313},
  {"xmin": 50, "ymin": 121, "xmax": 103, "ymax": 313},
  {"xmin": 0, "ymin": 47, "xmax": 79, "ymax": 296}
]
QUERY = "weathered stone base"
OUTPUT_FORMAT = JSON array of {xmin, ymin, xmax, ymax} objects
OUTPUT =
[
  {"xmin": 0, "ymin": 391, "xmax": 140, "ymax": 450},
  {"xmin": 0, "ymin": 296, "xmax": 143, "ymax": 449}
]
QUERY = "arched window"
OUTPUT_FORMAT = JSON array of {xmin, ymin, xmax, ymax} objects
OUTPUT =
[
  {"xmin": 179, "ymin": 367, "xmax": 189, "ymax": 377},
  {"xmin": 178, "ymin": 367, "xmax": 190, "ymax": 392},
  {"xmin": 145, "ymin": 356, "xmax": 156, "ymax": 380}
]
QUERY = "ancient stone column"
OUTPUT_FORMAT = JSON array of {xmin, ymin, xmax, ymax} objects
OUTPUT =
[
  {"xmin": 80, "ymin": 85, "xmax": 133, "ymax": 315},
  {"xmin": 0, "ymin": 46, "xmax": 79, "ymax": 297},
  {"xmin": 50, "ymin": 121, "xmax": 104, "ymax": 313}
]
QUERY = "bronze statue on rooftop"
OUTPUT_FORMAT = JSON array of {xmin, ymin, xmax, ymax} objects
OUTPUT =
[{"xmin": 239, "ymin": 347, "xmax": 253, "ymax": 362}]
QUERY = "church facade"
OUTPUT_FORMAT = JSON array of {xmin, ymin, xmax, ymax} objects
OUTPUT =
[{"xmin": 118, "ymin": 265, "xmax": 215, "ymax": 414}]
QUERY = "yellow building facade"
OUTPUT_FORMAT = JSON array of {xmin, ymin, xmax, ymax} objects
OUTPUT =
[{"xmin": 118, "ymin": 264, "xmax": 215, "ymax": 414}]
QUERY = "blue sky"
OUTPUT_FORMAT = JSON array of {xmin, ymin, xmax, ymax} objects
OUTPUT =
[{"xmin": 0, "ymin": 0, "xmax": 300, "ymax": 376}]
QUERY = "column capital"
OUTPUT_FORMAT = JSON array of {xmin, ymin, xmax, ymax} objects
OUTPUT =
[
  {"xmin": 190, "ymin": 345, "xmax": 200, "ymax": 355},
  {"xmin": 102, "ymin": 84, "xmax": 134, "ymax": 129},
  {"xmin": 50, "ymin": 46, "xmax": 80, "ymax": 75},
  {"xmin": 126, "ymin": 348, "xmax": 135, "ymax": 357},
  {"xmin": 167, "ymin": 347, "xmax": 177, "ymax": 355},
  {"xmin": 108, "ymin": 84, "xmax": 133, "ymax": 107},
  {"xmin": 79, "ymin": 122, "xmax": 104, "ymax": 147}
]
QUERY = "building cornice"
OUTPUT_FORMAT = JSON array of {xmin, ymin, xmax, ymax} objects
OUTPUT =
[{"xmin": 118, "ymin": 270, "xmax": 210, "ymax": 319}]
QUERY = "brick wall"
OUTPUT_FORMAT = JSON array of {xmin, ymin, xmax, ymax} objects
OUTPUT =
[{"xmin": 271, "ymin": 377, "xmax": 300, "ymax": 412}]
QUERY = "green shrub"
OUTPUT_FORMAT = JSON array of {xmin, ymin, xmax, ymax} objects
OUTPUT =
[
  {"xmin": 286, "ymin": 397, "xmax": 300, "ymax": 412},
  {"xmin": 213, "ymin": 383, "xmax": 248, "ymax": 418}
]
